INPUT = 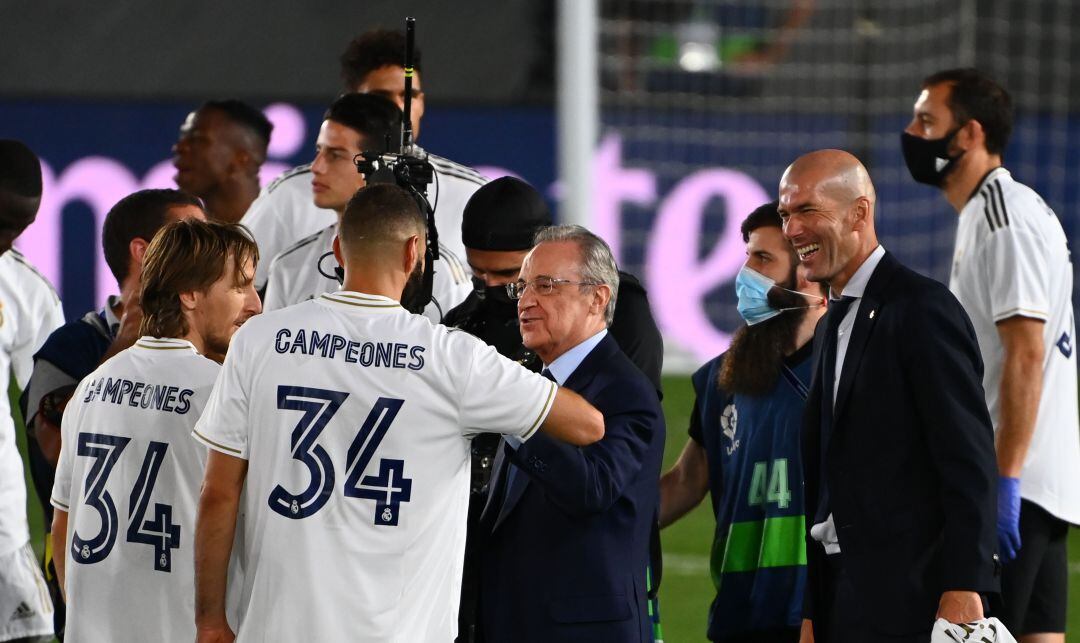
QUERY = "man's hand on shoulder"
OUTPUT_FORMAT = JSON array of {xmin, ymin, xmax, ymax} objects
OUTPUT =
[{"xmin": 936, "ymin": 590, "xmax": 984, "ymax": 624}]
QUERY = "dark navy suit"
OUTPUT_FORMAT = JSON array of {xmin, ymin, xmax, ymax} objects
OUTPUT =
[
  {"xmin": 479, "ymin": 333, "xmax": 665, "ymax": 643},
  {"xmin": 802, "ymin": 251, "xmax": 999, "ymax": 641}
]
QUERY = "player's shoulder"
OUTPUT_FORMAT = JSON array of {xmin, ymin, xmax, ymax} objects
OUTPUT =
[
  {"xmin": 436, "ymin": 243, "xmax": 469, "ymax": 284},
  {"xmin": 243, "ymin": 164, "xmax": 315, "ymax": 227},
  {"xmin": 972, "ymin": 169, "xmax": 1055, "ymax": 235},
  {"xmin": 264, "ymin": 163, "xmax": 313, "ymax": 195},
  {"xmin": 269, "ymin": 225, "xmax": 333, "ymax": 272},
  {"xmin": 427, "ymin": 152, "xmax": 489, "ymax": 188},
  {"xmin": 1, "ymin": 249, "xmax": 59, "ymax": 300}
]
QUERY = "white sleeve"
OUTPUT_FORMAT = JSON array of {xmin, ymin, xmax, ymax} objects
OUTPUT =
[
  {"xmin": 192, "ymin": 328, "xmax": 253, "ymax": 459},
  {"xmin": 50, "ymin": 379, "xmax": 83, "ymax": 511},
  {"xmin": 245, "ymin": 193, "xmax": 281, "ymax": 292},
  {"xmin": 425, "ymin": 251, "xmax": 472, "ymax": 322},
  {"xmin": 980, "ymin": 225, "xmax": 1050, "ymax": 322},
  {"xmin": 454, "ymin": 332, "xmax": 557, "ymax": 441},
  {"xmin": 261, "ymin": 256, "xmax": 289, "ymax": 312},
  {"xmin": 11, "ymin": 281, "xmax": 64, "ymax": 389}
]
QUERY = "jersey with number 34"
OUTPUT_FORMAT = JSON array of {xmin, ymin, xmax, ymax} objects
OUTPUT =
[
  {"xmin": 51, "ymin": 337, "xmax": 218, "ymax": 643},
  {"xmin": 193, "ymin": 292, "xmax": 556, "ymax": 643}
]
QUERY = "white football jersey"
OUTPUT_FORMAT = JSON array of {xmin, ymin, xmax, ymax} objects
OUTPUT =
[
  {"xmin": 0, "ymin": 249, "xmax": 64, "ymax": 556},
  {"xmin": 192, "ymin": 292, "xmax": 556, "ymax": 643},
  {"xmin": 51, "ymin": 337, "xmax": 219, "ymax": 642},
  {"xmin": 261, "ymin": 224, "xmax": 471, "ymax": 323},
  {"xmin": 243, "ymin": 151, "xmax": 488, "ymax": 291},
  {"xmin": 950, "ymin": 167, "xmax": 1080, "ymax": 523}
]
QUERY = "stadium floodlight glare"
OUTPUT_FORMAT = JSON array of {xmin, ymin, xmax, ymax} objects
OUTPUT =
[{"xmin": 677, "ymin": 21, "xmax": 720, "ymax": 72}]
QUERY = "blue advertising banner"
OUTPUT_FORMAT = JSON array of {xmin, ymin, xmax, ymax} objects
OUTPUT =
[{"xmin": 2, "ymin": 101, "xmax": 1076, "ymax": 371}]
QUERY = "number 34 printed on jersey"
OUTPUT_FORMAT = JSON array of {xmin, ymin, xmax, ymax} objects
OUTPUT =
[
  {"xmin": 72, "ymin": 434, "xmax": 180, "ymax": 572},
  {"xmin": 268, "ymin": 386, "xmax": 412, "ymax": 527}
]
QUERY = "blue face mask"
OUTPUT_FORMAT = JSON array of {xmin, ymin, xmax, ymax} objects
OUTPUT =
[{"xmin": 735, "ymin": 264, "xmax": 824, "ymax": 325}]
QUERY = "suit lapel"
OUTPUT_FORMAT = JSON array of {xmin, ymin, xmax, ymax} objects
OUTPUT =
[
  {"xmin": 832, "ymin": 252, "xmax": 899, "ymax": 424},
  {"xmin": 492, "ymin": 334, "xmax": 617, "ymax": 530}
]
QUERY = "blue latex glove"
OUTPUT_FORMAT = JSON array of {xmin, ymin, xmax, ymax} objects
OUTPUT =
[{"xmin": 997, "ymin": 476, "xmax": 1022, "ymax": 561}]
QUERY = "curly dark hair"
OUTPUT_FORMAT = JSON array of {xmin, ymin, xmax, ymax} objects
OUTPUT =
[{"xmin": 339, "ymin": 29, "xmax": 422, "ymax": 91}]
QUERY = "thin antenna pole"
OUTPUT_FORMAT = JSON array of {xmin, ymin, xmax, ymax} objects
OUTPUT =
[{"xmin": 402, "ymin": 16, "xmax": 416, "ymax": 151}]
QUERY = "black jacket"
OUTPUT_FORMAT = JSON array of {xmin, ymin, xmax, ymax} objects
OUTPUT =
[{"xmin": 802, "ymin": 251, "xmax": 999, "ymax": 637}]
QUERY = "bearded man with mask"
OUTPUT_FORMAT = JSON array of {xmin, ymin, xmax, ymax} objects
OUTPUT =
[
  {"xmin": 904, "ymin": 69, "xmax": 1080, "ymax": 642},
  {"xmin": 444, "ymin": 176, "xmax": 664, "ymax": 643},
  {"xmin": 659, "ymin": 202, "xmax": 825, "ymax": 643}
]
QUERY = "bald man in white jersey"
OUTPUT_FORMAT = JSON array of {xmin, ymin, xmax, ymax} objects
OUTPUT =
[{"xmin": 193, "ymin": 184, "xmax": 603, "ymax": 643}]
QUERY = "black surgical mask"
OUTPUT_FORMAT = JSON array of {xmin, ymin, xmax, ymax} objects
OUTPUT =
[
  {"xmin": 472, "ymin": 276, "xmax": 517, "ymax": 314},
  {"xmin": 901, "ymin": 127, "xmax": 964, "ymax": 186}
]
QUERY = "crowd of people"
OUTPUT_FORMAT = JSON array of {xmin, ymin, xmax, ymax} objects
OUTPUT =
[{"xmin": 0, "ymin": 26, "xmax": 1073, "ymax": 643}]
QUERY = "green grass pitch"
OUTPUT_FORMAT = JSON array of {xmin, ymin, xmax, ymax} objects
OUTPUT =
[
  {"xmin": 15, "ymin": 377, "xmax": 1079, "ymax": 641},
  {"xmin": 653, "ymin": 375, "xmax": 1079, "ymax": 642}
]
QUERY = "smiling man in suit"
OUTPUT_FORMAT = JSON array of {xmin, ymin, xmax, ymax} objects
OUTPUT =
[
  {"xmin": 478, "ymin": 224, "xmax": 665, "ymax": 643},
  {"xmin": 780, "ymin": 150, "xmax": 999, "ymax": 643}
]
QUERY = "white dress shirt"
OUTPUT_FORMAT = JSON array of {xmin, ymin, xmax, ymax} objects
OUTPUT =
[{"xmin": 811, "ymin": 245, "xmax": 886, "ymax": 554}]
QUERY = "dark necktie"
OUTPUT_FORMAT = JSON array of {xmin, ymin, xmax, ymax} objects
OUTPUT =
[{"xmin": 814, "ymin": 296, "xmax": 857, "ymax": 524}]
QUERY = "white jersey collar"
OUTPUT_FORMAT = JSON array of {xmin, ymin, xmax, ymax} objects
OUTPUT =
[
  {"xmin": 319, "ymin": 290, "xmax": 404, "ymax": 312},
  {"xmin": 134, "ymin": 336, "xmax": 201, "ymax": 353}
]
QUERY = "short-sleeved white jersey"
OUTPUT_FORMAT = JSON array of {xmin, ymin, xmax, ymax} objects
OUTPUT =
[
  {"xmin": 262, "ymin": 224, "xmax": 471, "ymax": 322},
  {"xmin": 241, "ymin": 165, "xmax": 338, "ymax": 291},
  {"xmin": 51, "ymin": 337, "xmax": 219, "ymax": 642},
  {"xmin": 0, "ymin": 249, "xmax": 64, "ymax": 555},
  {"xmin": 192, "ymin": 292, "xmax": 556, "ymax": 643},
  {"xmin": 950, "ymin": 167, "xmax": 1080, "ymax": 523},
  {"xmin": 243, "ymin": 152, "xmax": 488, "ymax": 291}
]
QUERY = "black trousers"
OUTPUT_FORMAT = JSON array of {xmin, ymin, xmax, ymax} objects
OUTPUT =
[{"xmin": 818, "ymin": 554, "xmax": 930, "ymax": 643}]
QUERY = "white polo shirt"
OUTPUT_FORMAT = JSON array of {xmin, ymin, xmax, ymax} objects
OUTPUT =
[{"xmin": 950, "ymin": 167, "xmax": 1080, "ymax": 524}]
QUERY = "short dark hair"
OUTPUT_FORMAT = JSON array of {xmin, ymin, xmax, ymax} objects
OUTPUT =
[
  {"xmin": 741, "ymin": 201, "xmax": 784, "ymax": 243},
  {"xmin": 140, "ymin": 219, "xmax": 258, "ymax": 339},
  {"xmin": 102, "ymin": 189, "xmax": 205, "ymax": 285},
  {"xmin": 0, "ymin": 140, "xmax": 43, "ymax": 227},
  {"xmin": 324, "ymin": 93, "xmax": 402, "ymax": 152},
  {"xmin": 339, "ymin": 29, "xmax": 422, "ymax": 91},
  {"xmin": 200, "ymin": 99, "xmax": 273, "ymax": 149},
  {"xmin": 339, "ymin": 184, "xmax": 425, "ymax": 253},
  {"xmin": 922, "ymin": 68, "xmax": 1013, "ymax": 155}
]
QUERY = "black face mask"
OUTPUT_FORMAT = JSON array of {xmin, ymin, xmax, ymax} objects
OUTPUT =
[
  {"xmin": 901, "ymin": 127, "xmax": 964, "ymax": 186},
  {"xmin": 472, "ymin": 276, "xmax": 518, "ymax": 316}
]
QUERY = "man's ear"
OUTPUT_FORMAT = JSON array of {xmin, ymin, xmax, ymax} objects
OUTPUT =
[
  {"xmin": 849, "ymin": 196, "xmax": 871, "ymax": 232},
  {"xmin": 178, "ymin": 289, "xmax": 199, "ymax": 313},
  {"xmin": 957, "ymin": 118, "xmax": 986, "ymax": 154},
  {"xmin": 130, "ymin": 238, "xmax": 150, "ymax": 270},
  {"xmin": 332, "ymin": 235, "xmax": 344, "ymax": 267},
  {"xmin": 404, "ymin": 235, "xmax": 422, "ymax": 274},
  {"xmin": 593, "ymin": 284, "xmax": 612, "ymax": 319}
]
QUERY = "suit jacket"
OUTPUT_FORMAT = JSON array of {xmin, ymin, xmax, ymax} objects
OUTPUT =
[
  {"xmin": 802, "ymin": 251, "xmax": 999, "ymax": 637},
  {"xmin": 479, "ymin": 334, "xmax": 665, "ymax": 643}
]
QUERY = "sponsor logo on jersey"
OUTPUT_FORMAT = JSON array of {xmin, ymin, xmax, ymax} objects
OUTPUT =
[
  {"xmin": 10, "ymin": 601, "xmax": 34, "ymax": 621},
  {"xmin": 1057, "ymin": 331, "xmax": 1073, "ymax": 358},
  {"xmin": 721, "ymin": 403, "xmax": 740, "ymax": 455}
]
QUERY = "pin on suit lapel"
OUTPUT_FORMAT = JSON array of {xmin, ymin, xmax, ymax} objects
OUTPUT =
[{"xmin": 831, "ymin": 294, "xmax": 880, "ymax": 422}]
